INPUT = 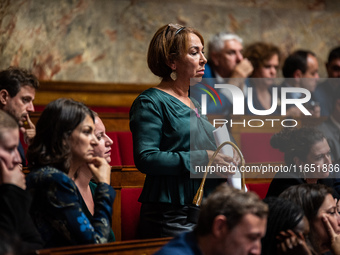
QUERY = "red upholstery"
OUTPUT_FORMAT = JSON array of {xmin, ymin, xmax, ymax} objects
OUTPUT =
[
  {"xmin": 116, "ymin": 132, "xmax": 135, "ymax": 166},
  {"xmin": 240, "ymin": 133, "xmax": 284, "ymax": 163},
  {"xmin": 246, "ymin": 183, "xmax": 271, "ymax": 199},
  {"xmin": 121, "ymin": 188, "xmax": 143, "ymax": 240},
  {"xmin": 106, "ymin": 132, "xmax": 122, "ymax": 166}
]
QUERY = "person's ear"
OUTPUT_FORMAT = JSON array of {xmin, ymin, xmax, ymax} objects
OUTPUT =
[
  {"xmin": 293, "ymin": 156, "xmax": 303, "ymax": 167},
  {"xmin": 210, "ymin": 52, "xmax": 220, "ymax": 67},
  {"xmin": 211, "ymin": 215, "xmax": 228, "ymax": 239},
  {"xmin": 293, "ymin": 69, "xmax": 303, "ymax": 79},
  {"xmin": 0, "ymin": 89, "xmax": 9, "ymax": 106},
  {"xmin": 167, "ymin": 56, "xmax": 177, "ymax": 71}
]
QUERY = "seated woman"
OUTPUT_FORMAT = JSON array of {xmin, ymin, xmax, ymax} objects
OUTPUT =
[
  {"xmin": 70, "ymin": 112, "xmax": 115, "ymax": 242},
  {"xmin": 26, "ymin": 98, "xmax": 115, "ymax": 248},
  {"xmin": 130, "ymin": 24, "xmax": 239, "ymax": 239},
  {"xmin": 243, "ymin": 42, "xmax": 281, "ymax": 115},
  {"xmin": 280, "ymin": 184, "xmax": 340, "ymax": 255},
  {"xmin": 266, "ymin": 126, "xmax": 338, "ymax": 198},
  {"xmin": 262, "ymin": 197, "xmax": 313, "ymax": 255}
]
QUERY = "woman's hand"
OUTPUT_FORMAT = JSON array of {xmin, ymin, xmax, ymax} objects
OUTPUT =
[
  {"xmin": 322, "ymin": 214, "xmax": 340, "ymax": 255},
  {"xmin": 0, "ymin": 161, "xmax": 26, "ymax": 189},
  {"xmin": 206, "ymin": 150, "xmax": 237, "ymax": 178},
  {"xmin": 276, "ymin": 230, "xmax": 312, "ymax": 255},
  {"xmin": 87, "ymin": 157, "xmax": 111, "ymax": 185}
]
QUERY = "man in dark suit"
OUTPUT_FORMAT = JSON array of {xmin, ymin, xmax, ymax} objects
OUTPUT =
[
  {"xmin": 0, "ymin": 67, "xmax": 39, "ymax": 166},
  {"xmin": 314, "ymin": 46, "xmax": 340, "ymax": 116}
]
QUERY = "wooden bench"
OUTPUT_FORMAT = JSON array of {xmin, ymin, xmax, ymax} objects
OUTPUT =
[{"xmin": 34, "ymin": 237, "xmax": 172, "ymax": 255}]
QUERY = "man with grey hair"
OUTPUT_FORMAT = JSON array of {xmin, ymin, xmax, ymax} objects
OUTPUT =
[
  {"xmin": 155, "ymin": 183, "xmax": 268, "ymax": 255},
  {"xmin": 190, "ymin": 32, "xmax": 253, "ymax": 116}
]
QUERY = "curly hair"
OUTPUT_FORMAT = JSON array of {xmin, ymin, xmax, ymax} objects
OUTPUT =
[{"xmin": 270, "ymin": 127, "xmax": 325, "ymax": 166}]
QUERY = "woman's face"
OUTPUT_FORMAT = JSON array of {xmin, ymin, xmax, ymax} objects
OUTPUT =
[
  {"xmin": 173, "ymin": 33, "xmax": 207, "ymax": 84},
  {"xmin": 313, "ymin": 194, "xmax": 340, "ymax": 253},
  {"xmin": 301, "ymin": 138, "xmax": 332, "ymax": 179},
  {"xmin": 0, "ymin": 128, "xmax": 21, "ymax": 170},
  {"xmin": 94, "ymin": 116, "xmax": 113, "ymax": 163},
  {"xmin": 251, "ymin": 54, "xmax": 279, "ymax": 86},
  {"xmin": 69, "ymin": 114, "xmax": 98, "ymax": 164}
]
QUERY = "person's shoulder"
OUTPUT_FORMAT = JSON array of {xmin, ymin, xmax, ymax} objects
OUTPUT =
[
  {"xmin": 154, "ymin": 232, "xmax": 201, "ymax": 255},
  {"xmin": 27, "ymin": 166, "xmax": 74, "ymax": 188}
]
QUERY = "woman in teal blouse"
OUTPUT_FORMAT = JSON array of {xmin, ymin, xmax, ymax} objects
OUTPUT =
[{"xmin": 130, "ymin": 24, "xmax": 238, "ymax": 238}]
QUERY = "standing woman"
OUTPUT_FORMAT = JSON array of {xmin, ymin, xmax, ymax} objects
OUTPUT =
[
  {"xmin": 130, "ymin": 24, "xmax": 237, "ymax": 239},
  {"xmin": 26, "ymin": 98, "xmax": 115, "ymax": 248}
]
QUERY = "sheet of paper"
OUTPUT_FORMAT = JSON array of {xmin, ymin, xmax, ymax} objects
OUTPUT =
[{"xmin": 212, "ymin": 123, "xmax": 245, "ymax": 191}]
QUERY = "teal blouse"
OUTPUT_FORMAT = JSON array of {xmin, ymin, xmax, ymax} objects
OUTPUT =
[{"xmin": 130, "ymin": 88, "xmax": 226, "ymax": 205}]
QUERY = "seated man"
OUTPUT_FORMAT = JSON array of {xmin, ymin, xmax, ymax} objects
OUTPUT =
[
  {"xmin": 280, "ymin": 50, "xmax": 320, "ymax": 117},
  {"xmin": 155, "ymin": 183, "xmax": 268, "ymax": 255},
  {"xmin": 318, "ymin": 86, "xmax": 340, "ymax": 164},
  {"xmin": 314, "ymin": 46, "xmax": 340, "ymax": 116},
  {"xmin": 0, "ymin": 110, "xmax": 43, "ymax": 252}
]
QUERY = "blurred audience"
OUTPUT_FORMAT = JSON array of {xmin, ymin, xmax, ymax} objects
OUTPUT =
[
  {"xmin": 266, "ymin": 127, "xmax": 337, "ymax": 198},
  {"xmin": 262, "ymin": 197, "xmax": 313, "ymax": 255},
  {"xmin": 314, "ymin": 46, "xmax": 340, "ymax": 116},
  {"xmin": 281, "ymin": 50, "xmax": 320, "ymax": 117},
  {"xmin": 155, "ymin": 183, "xmax": 268, "ymax": 255},
  {"xmin": 280, "ymin": 184, "xmax": 340, "ymax": 255}
]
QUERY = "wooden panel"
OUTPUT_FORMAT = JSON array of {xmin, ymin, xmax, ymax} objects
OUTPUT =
[
  {"xmin": 35, "ymin": 237, "xmax": 172, "ymax": 255},
  {"xmin": 34, "ymin": 81, "xmax": 155, "ymax": 107}
]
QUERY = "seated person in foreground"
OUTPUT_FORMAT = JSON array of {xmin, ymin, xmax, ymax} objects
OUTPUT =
[
  {"xmin": 266, "ymin": 127, "xmax": 338, "ymax": 198},
  {"xmin": 71, "ymin": 111, "xmax": 115, "ymax": 242},
  {"xmin": 280, "ymin": 184, "xmax": 340, "ymax": 255},
  {"xmin": 262, "ymin": 197, "xmax": 313, "ymax": 255},
  {"xmin": 0, "ymin": 110, "xmax": 43, "ymax": 253},
  {"xmin": 155, "ymin": 183, "xmax": 268, "ymax": 255},
  {"xmin": 26, "ymin": 98, "xmax": 115, "ymax": 248}
]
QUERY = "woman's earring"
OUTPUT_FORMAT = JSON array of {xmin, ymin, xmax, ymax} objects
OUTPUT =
[{"xmin": 170, "ymin": 71, "xmax": 177, "ymax": 81}]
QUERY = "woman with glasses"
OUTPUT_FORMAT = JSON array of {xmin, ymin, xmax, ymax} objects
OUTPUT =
[{"xmin": 130, "ymin": 24, "xmax": 239, "ymax": 238}]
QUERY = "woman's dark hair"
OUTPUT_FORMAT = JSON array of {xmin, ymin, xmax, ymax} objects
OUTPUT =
[
  {"xmin": 279, "ymin": 183, "xmax": 333, "ymax": 253},
  {"xmin": 147, "ymin": 23, "xmax": 204, "ymax": 79},
  {"xmin": 282, "ymin": 50, "xmax": 316, "ymax": 78},
  {"xmin": 27, "ymin": 98, "xmax": 94, "ymax": 173},
  {"xmin": 261, "ymin": 197, "xmax": 305, "ymax": 255},
  {"xmin": 270, "ymin": 127, "xmax": 325, "ymax": 166}
]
